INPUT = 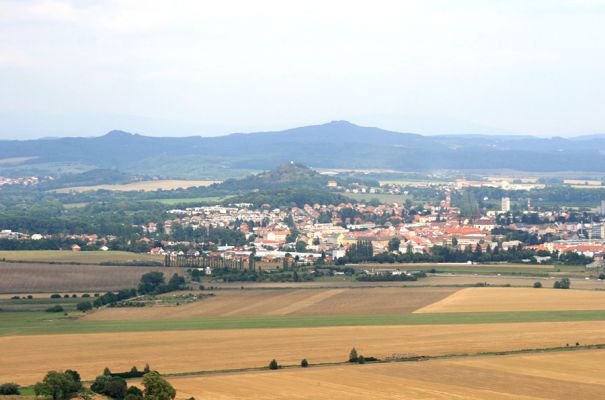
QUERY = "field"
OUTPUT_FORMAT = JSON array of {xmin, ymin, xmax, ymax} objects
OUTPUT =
[
  {"xmin": 416, "ymin": 287, "xmax": 605, "ymax": 313},
  {"xmin": 53, "ymin": 180, "xmax": 220, "ymax": 192},
  {"xmin": 0, "ymin": 262, "xmax": 176, "ymax": 292},
  {"xmin": 0, "ymin": 250, "xmax": 163, "ymax": 265},
  {"xmin": 146, "ymin": 196, "xmax": 231, "ymax": 205},
  {"xmin": 84, "ymin": 287, "xmax": 458, "ymax": 320},
  {"xmin": 344, "ymin": 193, "xmax": 411, "ymax": 204},
  {"xmin": 169, "ymin": 349, "xmax": 605, "ymax": 399},
  {"xmin": 3, "ymin": 321, "xmax": 605, "ymax": 385}
]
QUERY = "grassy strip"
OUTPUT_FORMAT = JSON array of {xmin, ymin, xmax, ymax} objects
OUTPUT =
[{"xmin": 3, "ymin": 310, "xmax": 605, "ymax": 336}]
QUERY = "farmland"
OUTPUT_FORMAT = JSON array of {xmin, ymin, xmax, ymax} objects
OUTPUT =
[
  {"xmin": 416, "ymin": 287, "xmax": 605, "ymax": 313},
  {"xmin": 53, "ymin": 180, "xmax": 220, "ymax": 192},
  {"xmin": 0, "ymin": 250, "xmax": 163, "ymax": 265},
  {"xmin": 3, "ymin": 320, "xmax": 605, "ymax": 385},
  {"xmin": 169, "ymin": 349, "xmax": 605, "ymax": 400},
  {"xmin": 84, "ymin": 287, "xmax": 458, "ymax": 320},
  {"xmin": 0, "ymin": 262, "xmax": 175, "ymax": 292}
]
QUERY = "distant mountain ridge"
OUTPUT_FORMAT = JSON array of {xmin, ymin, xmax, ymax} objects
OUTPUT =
[{"xmin": 2, "ymin": 121, "xmax": 605, "ymax": 175}]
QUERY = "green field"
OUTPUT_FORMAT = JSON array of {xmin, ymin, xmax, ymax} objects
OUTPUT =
[
  {"xmin": 0, "ymin": 296, "xmax": 82, "ymax": 312},
  {"xmin": 353, "ymin": 262, "xmax": 586, "ymax": 276},
  {"xmin": 0, "ymin": 250, "xmax": 163, "ymax": 265},
  {"xmin": 3, "ymin": 310, "xmax": 605, "ymax": 336}
]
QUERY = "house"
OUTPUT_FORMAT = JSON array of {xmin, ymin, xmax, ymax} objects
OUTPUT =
[{"xmin": 71, "ymin": 244, "xmax": 81, "ymax": 252}]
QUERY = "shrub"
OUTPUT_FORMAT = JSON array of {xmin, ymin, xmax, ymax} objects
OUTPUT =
[
  {"xmin": 553, "ymin": 278, "xmax": 571, "ymax": 289},
  {"xmin": 50, "ymin": 293, "xmax": 61, "ymax": 299},
  {"xmin": 357, "ymin": 355, "xmax": 365, "ymax": 364},
  {"xmin": 46, "ymin": 305, "xmax": 65, "ymax": 313},
  {"xmin": 268, "ymin": 359, "xmax": 279, "ymax": 370},
  {"xmin": 533, "ymin": 281, "xmax": 542, "ymax": 288},
  {"xmin": 82, "ymin": 293, "xmax": 91, "ymax": 298},
  {"xmin": 10, "ymin": 295, "xmax": 20, "ymax": 300},
  {"xmin": 300, "ymin": 358, "xmax": 308, "ymax": 368},
  {"xmin": 63, "ymin": 294, "xmax": 70, "ymax": 298},
  {"xmin": 349, "ymin": 348, "xmax": 358, "ymax": 362},
  {"xmin": 0, "ymin": 383, "xmax": 20, "ymax": 395},
  {"xmin": 27, "ymin": 295, "xmax": 33, "ymax": 299},
  {"xmin": 72, "ymin": 294, "xmax": 78, "ymax": 298}
]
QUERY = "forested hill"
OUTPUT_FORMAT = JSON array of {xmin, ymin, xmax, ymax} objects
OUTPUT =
[{"xmin": 3, "ymin": 121, "xmax": 605, "ymax": 175}]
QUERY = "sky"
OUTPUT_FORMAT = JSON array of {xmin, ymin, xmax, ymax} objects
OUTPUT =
[{"xmin": 1, "ymin": 0, "xmax": 604, "ymax": 139}]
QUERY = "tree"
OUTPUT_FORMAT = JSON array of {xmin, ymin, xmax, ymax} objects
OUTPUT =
[
  {"xmin": 349, "ymin": 348, "xmax": 358, "ymax": 362},
  {"xmin": 295, "ymin": 240, "xmax": 307, "ymax": 252},
  {"xmin": 103, "ymin": 367, "xmax": 112, "ymax": 376},
  {"xmin": 554, "ymin": 278, "xmax": 571, "ymax": 289},
  {"xmin": 268, "ymin": 359, "xmax": 279, "ymax": 370},
  {"xmin": 77, "ymin": 301, "xmax": 93, "ymax": 312},
  {"xmin": 388, "ymin": 237, "xmax": 401, "ymax": 252},
  {"xmin": 91, "ymin": 375, "xmax": 127, "ymax": 400},
  {"xmin": 34, "ymin": 371, "xmax": 82, "ymax": 400},
  {"xmin": 141, "ymin": 372, "xmax": 176, "ymax": 400},
  {"xmin": 533, "ymin": 281, "xmax": 542, "ymax": 288},
  {"xmin": 138, "ymin": 272, "xmax": 165, "ymax": 294},
  {"xmin": 300, "ymin": 359, "xmax": 308, "ymax": 368}
]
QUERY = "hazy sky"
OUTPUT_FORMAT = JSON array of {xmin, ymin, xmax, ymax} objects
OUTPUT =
[{"xmin": 1, "ymin": 0, "xmax": 604, "ymax": 139}]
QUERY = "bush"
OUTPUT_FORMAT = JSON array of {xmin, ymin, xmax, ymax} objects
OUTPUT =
[
  {"xmin": 357, "ymin": 355, "xmax": 365, "ymax": 364},
  {"xmin": 82, "ymin": 293, "xmax": 91, "ymax": 298},
  {"xmin": 533, "ymin": 281, "xmax": 542, "ymax": 288},
  {"xmin": 300, "ymin": 358, "xmax": 308, "ymax": 368},
  {"xmin": 10, "ymin": 295, "xmax": 19, "ymax": 300},
  {"xmin": 63, "ymin": 294, "xmax": 70, "ymax": 299},
  {"xmin": 46, "ymin": 305, "xmax": 65, "ymax": 313},
  {"xmin": 27, "ymin": 295, "xmax": 33, "ymax": 299},
  {"xmin": 0, "ymin": 383, "xmax": 20, "ymax": 395},
  {"xmin": 50, "ymin": 294, "xmax": 62, "ymax": 299},
  {"xmin": 77, "ymin": 301, "xmax": 93, "ymax": 312},
  {"xmin": 268, "ymin": 359, "xmax": 279, "ymax": 370}
]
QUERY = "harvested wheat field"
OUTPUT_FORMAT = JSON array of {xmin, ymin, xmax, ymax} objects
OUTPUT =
[
  {"xmin": 169, "ymin": 349, "xmax": 605, "ymax": 400},
  {"xmin": 416, "ymin": 287, "xmax": 605, "ymax": 313},
  {"xmin": 0, "ymin": 262, "xmax": 176, "ymax": 292},
  {"xmin": 54, "ymin": 180, "xmax": 220, "ymax": 192},
  {"xmin": 4, "ymin": 321, "xmax": 605, "ymax": 385},
  {"xmin": 84, "ymin": 287, "xmax": 458, "ymax": 320}
]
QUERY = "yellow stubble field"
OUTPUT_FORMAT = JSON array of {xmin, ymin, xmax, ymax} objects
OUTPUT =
[
  {"xmin": 4, "ymin": 321, "xmax": 605, "ymax": 385},
  {"xmin": 169, "ymin": 349, "xmax": 605, "ymax": 400},
  {"xmin": 415, "ymin": 287, "xmax": 605, "ymax": 313}
]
